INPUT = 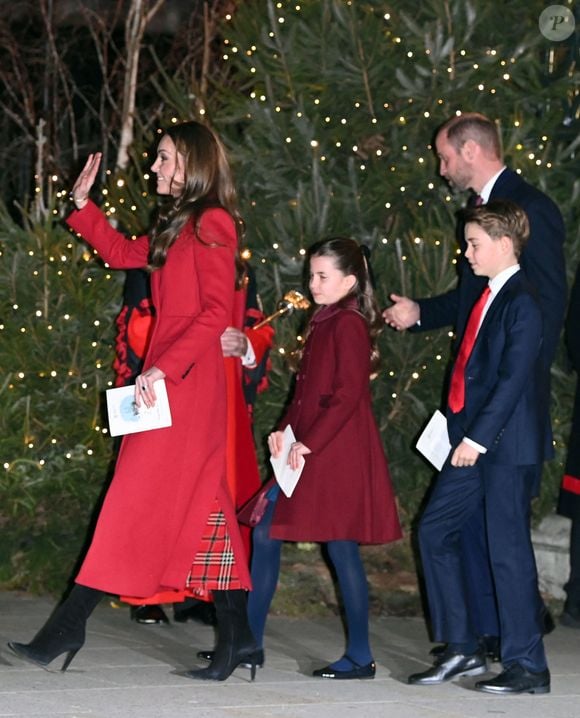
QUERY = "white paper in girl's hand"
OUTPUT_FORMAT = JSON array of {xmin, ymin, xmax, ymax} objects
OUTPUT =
[{"xmin": 270, "ymin": 424, "xmax": 305, "ymax": 498}]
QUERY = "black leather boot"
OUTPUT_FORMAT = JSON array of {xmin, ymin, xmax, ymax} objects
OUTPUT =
[
  {"xmin": 183, "ymin": 589, "xmax": 258, "ymax": 681},
  {"xmin": 8, "ymin": 584, "xmax": 103, "ymax": 671},
  {"xmin": 196, "ymin": 646, "xmax": 264, "ymax": 669}
]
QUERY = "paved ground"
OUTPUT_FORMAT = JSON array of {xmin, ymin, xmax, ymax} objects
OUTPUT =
[{"xmin": 0, "ymin": 591, "xmax": 578, "ymax": 718}]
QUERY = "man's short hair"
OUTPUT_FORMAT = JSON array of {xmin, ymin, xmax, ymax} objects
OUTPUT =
[
  {"xmin": 439, "ymin": 113, "xmax": 502, "ymax": 159},
  {"xmin": 461, "ymin": 199, "xmax": 530, "ymax": 257}
]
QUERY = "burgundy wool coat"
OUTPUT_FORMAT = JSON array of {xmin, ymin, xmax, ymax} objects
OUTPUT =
[
  {"xmin": 270, "ymin": 300, "xmax": 402, "ymax": 544},
  {"xmin": 67, "ymin": 202, "xmax": 251, "ymax": 598}
]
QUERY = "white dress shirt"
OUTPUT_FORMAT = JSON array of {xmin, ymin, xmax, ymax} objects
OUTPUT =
[{"xmin": 463, "ymin": 263, "xmax": 521, "ymax": 454}]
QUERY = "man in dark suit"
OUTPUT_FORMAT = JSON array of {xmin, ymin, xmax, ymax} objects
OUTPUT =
[
  {"xmin": 384, "ymin": 112, "xmax": 566, "ymax": 653},
  {"xmin": 384, "ymin": 113, "xmax": 566, "ymax": 359},
  {"xmin": 408, "ymin": 201, "xmax": 550, "ymax": 694}
]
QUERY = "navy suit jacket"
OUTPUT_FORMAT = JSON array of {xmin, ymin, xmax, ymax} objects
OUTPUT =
[
  {"xmin": 447, "ymin": 271, "xmax": 551, "ymax": 466},
  {"xmin": 418, "ymin": 167, "xmax": 567, "ymax": 369}
]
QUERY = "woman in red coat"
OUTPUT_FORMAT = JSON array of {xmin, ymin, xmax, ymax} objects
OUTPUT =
[
  {"xmin": 8, "ymin": 121, "xmax": 257, "ymax": 681},
  {"xmin": 248, "ymin": 237, "xmax": 402, "ymax": 679}
]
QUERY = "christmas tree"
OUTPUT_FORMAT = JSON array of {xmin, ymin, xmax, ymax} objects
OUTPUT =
[{"xmin": 211, "ymin": 0, "xmax": 579, "ymax": 519}]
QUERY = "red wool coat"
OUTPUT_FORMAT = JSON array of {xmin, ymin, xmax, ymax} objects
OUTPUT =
[
  {"xmin": 270, "ymin": 301, "xmax": 402, "ymax": 544},
  {"xmin": 67, "ymin": 202, "xmax": 251, "ymax": 598}
]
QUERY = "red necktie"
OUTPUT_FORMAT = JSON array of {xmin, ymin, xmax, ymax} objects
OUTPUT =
[
  {"xmin": 472, "ymin": 193, "xmax": 484, "ymax": 207},
  {"xmin": 448, "ymin": 286, "xmax": 492, "ymax": 413}
]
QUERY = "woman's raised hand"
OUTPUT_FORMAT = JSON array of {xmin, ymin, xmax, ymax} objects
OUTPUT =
[{"xmin": 71, "ymin": 152, "xmax": 102, "ymax": 210}]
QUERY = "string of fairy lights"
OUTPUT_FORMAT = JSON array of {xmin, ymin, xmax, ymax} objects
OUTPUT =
[
  {"xmin": 1, "ymin": 0, "xmax": 569, "ymax": 475},
  {"xmin": 218, "ymin": 2, "xmax": 562, "ymax": 412}
]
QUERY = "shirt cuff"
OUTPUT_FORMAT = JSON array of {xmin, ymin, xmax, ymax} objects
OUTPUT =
[
  {"xmin": 241, "ymin": 340, "xmax": 257, "ymax": 368},
  {"xmin": 463, "ymin": 436, "xmax": 487, "ymax": 454}
]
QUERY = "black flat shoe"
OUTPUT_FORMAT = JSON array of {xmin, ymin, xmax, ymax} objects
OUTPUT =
[
  {"xmin": 313, "ymin": 656, "xmax": 376, "ymax": 680},
  {"xmin": 408, "ymin": 650, "xmax": 486, "ymax": 685},
  {"xmin": 131, "ymin": 605, "xmax": 169, "ymax": 625},
  {"xmin": 197, "ymin": 647, "xmax": 264, "ymax": 669},
  {"xmin": 475, "ymin": 663, "xmax": 550, "ymax": 695}
]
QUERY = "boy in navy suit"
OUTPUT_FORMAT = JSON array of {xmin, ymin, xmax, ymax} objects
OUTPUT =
[{"xmin": 408, "ymin": 200, "xmax": 550, "ymax": 695}]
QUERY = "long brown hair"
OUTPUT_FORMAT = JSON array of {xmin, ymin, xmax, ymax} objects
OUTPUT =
[
  {"xmin": 307, "ymin": 236, "xmax": 383, "ymax": 373},
  {"xmin": 148, "ymin": 121, "xmax": 245, "ymax": 286}
]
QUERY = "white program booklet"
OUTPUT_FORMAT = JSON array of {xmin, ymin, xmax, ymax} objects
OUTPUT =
[
  {"xmin": 106, "ymin": 379, "xmax": 172, "ymax": 437},
  {"xmin": 416, "ymin": 409, "xmax": 451, "ymax": 471},
  {"xmin": 269, "ymin": 424, "xmax": 305, "ymax": 498}
]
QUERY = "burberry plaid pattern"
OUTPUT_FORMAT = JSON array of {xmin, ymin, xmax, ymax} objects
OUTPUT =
[{"xmin": 186, "ymin": 499, "xmax": 243, "ymax": 597}]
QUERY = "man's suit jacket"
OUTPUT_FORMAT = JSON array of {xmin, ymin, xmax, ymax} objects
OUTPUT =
[
  {"xmin": 418, "ymin": 167, "xmax": 567, "ymax": 369},
  {"xmin": 446, "ymin": 271, "xmax": 551, "ymax": 466}
]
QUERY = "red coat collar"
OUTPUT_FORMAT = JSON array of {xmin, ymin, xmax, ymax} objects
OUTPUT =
[{"xmin": 311, "ymin": 296, "xmax": 359, "ymax": 323}]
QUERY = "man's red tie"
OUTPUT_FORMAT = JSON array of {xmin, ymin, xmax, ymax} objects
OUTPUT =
[{"xmin": 448, "ymin": 286, "xmax": 492, "ymax": 413}]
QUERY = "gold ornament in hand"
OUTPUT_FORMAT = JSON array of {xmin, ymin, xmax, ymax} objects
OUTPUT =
[{"xmin": 252, "ymin": 290, "xmax": 311, "ymax": 329}]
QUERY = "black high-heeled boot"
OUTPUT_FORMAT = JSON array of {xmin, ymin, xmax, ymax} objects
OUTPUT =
[
  {"xmin": 8, "ymin": 584, "xmax": 103, "ymax": 672},
  {"xmin": 183, "ymin": 589, "xmax": 258, "ymax": 681}
]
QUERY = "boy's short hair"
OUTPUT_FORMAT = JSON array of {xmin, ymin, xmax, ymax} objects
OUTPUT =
[{"xmin": 461, "ymin": 199, "xmax": 530, "ymax": 257}]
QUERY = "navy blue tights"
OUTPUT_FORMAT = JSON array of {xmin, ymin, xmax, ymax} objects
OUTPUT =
[{"xmin": 247, "ymin": 499, "xmax": 372, "ymax": 669}]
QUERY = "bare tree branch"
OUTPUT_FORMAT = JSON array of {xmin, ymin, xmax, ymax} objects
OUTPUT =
[{"xmin": 116, "ymin": 0, "xmax": 167, "ymax": 171}]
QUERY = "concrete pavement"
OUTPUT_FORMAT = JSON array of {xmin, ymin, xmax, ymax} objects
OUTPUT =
[{"xmin": 0, "ymin": 591, "xmax": 578, "ymax": 718}]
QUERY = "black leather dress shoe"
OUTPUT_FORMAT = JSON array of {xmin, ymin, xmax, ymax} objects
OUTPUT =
[
  {"xmin": 196, "ymin": 647, "xmax": 264, "ymax": 669},
  {"xmin": 431, "ymin": 636, "xmax": 500, "ymax": 662},
  {"xmin": 475, "ymin": 663, "xmax": 550, "ymax": 694},
  {"xmin": 408, "ymin": 650, "xmax": 486, "ymax": 685},
  {"xmin": 313, "ymin": 657, "xmax": 376, "ymax": 680},
  {"xmin": 131, "ymin": 605, "xmax": 169, "ymax": 625}
]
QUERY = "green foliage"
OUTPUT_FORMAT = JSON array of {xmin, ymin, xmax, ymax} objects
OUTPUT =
[
  {"xmin": 0, "ymin": 200, "xmax": 123, "ymax": 591},
  {"xmin": 211, "ymin": 0, "xmax": 579, "ymax": 520}
]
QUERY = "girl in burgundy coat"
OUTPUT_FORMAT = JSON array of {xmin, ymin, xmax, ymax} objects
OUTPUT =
[
  {"xmin": 8, "ymin": 121, "xmax": 257, "ymax": 682},
  {"xmin": 249, "ymin": 237, "xmax": 402, "ymax": 679}
]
